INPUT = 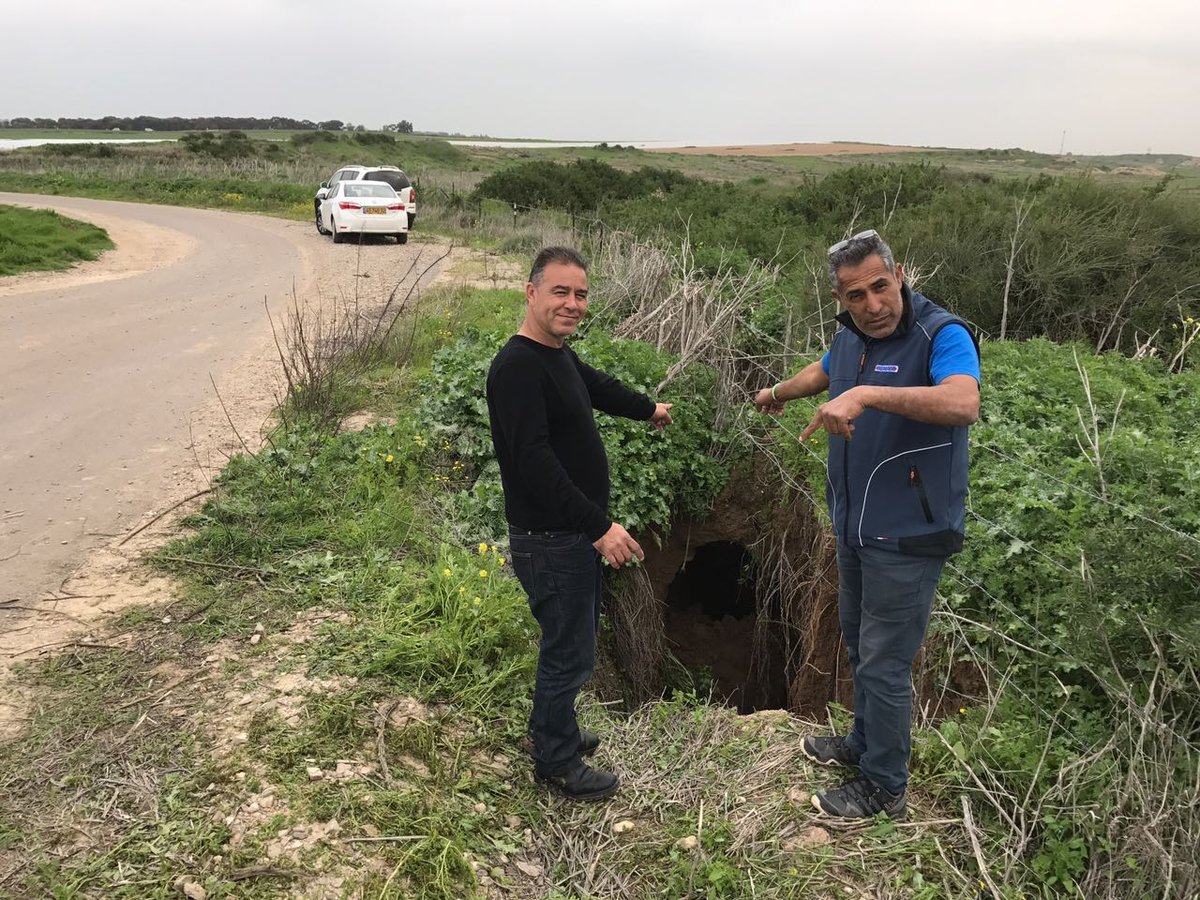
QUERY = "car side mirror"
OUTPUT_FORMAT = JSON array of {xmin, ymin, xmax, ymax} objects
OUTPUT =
[{"xmin": 320, "ymin": 181, "xmax": 329, "ymax": 188}]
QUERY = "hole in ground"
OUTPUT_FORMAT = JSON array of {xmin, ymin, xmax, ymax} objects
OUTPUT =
[{"xmin": 664, "ymin": 541, "xmax": 785, "ymax": 713}]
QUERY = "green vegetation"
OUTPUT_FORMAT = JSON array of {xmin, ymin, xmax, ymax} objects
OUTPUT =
[
  {"xmin": 473, "ymin": 161, "xmax": 1200, "ymax": 363},
  {"xmin": 1, "ymin": 130, "xmax": 1198, "ymax": 898},
  {"xmin": 6, "ymin": 260, "xmax": 1195, "ymax": 896},
  {"xmin": 0, "ymin": 203, "xmax": 113, "ymax": 275},
  {"xmin": 472, "ymin": 158, "xmax": 693, "ymax": 213},
  {"xmin": 0, "ymin": 132, "xmax": 472, "ymax": 222},
  {"xmin": 416, "ymin": 327, "xmax": 726, "ymax": 543}
]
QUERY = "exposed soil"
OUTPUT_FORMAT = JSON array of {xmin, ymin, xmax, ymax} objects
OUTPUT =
[
  {"xmin": 0, "ymin": 206, "xmax": 538, "ymax": 894},
  {"xmin": 664, "ymin": 540, "xmax": 760, "ymax": 711},
  {"xmin": 615, "ymin": 461, "xmax": 849, "ymax": 716},
  {"xmin": 0, "ymin": 206, "xmax": 195, "ymax": 298},
  {"xmin": 0, "ymin": 198, "xmax": 456, "ymax": 739}
]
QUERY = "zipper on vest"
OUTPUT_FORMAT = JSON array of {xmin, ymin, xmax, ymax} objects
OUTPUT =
[
  {"xmin": 909, "ymin": 465, "xmax": 935, "ymax": 524},
  {"xmin": 844, "ymin": 344, "xmax": 870, "ymax": 544}
]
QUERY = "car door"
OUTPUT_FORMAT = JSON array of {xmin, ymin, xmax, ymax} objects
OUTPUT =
[
  {"xmin": 319, "ymin": 168, "xmax": 353, "ymax": 200},
  {"xmin": 320, "ymin": 182, "xmax": 343, "ymax": 228}
]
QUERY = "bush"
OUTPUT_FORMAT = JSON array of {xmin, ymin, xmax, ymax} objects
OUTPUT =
[
  {"xmin": 956, "ymin": 338, "xmax": 1200, "ymax": 706},
  {"xmin": 290, "ymin": 130, "xmax": 341, "ymax": 148},
  {"xmin": 477, "ymin": 160, "xmax": 1200, "ymax": 364},
  {"xmin": 40, "ymin": 142, "xmax": 120, "ymax": 159},
  {"xmin": 472, "ymin": 158, "xmax": 694, "ymax": 213},
  {"xmin": 179, "ymin": 130, "xmax": 256, "ymax": 160},
  {"xmin": 414, "ymin": 328, "xmax": 727, "ymax": 543},
  {"xmin": 352, "ymin": 132, "xmax": 395, "ymax": 148}
]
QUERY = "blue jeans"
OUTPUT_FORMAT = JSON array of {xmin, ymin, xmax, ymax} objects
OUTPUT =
[
  {"xmin": 508, "ymin": 529, "xmax": 602, "ymax": 775},
  {"xmin": 837, "ymin": 543, "xmax": 945, "ymax": 795}
]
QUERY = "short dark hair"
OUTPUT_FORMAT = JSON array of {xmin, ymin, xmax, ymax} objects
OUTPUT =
[
  {"xmin": 529, "ymin": 246, "xmax": 588, "ymax": 284},
  {"xmin": 828, "ymin": 231, "xmax": 897, "ymax": 287}
]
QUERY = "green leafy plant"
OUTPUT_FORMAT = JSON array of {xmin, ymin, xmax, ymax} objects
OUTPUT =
[{"xmin": 415, "ymin": 328, "xmax": 728, "ymax": 543}]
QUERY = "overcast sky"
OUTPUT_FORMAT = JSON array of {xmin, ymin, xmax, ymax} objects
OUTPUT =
[{"xmin": 5, "ymin": 0, "xmax": 1199, "ymax": 155}]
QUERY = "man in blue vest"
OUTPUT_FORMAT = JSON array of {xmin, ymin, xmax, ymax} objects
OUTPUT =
[{"xmin": 754, "ymin": 229, "xmax": 980, "ymax": 819}]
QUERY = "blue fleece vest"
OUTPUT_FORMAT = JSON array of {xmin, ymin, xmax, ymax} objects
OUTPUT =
[{"xmin": 825, "ymin": 286, "xmax": 978, "ymax": 557}]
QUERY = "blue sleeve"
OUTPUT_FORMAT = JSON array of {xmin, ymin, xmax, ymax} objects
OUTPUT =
[
  {"xmin": 821, "ymin": 352, "xmax": 830, "ymax": 377},
  {"xmin": 929, "ymin": 324, "xmax": 980, "ymax": 385}
]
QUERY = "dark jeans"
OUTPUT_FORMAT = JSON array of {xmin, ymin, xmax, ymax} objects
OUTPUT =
[
  {"xmin": 837, "ymin": 542, "xmax": 945, "ymax": 795},
  {"xmin": 508, "ymin": 529, "xmax": 602, "ymax": 775}
]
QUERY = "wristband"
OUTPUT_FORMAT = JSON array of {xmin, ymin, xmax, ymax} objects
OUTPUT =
[{"xmin": 770, "ymin": 383, "xmax": 781, "ymax": 402}]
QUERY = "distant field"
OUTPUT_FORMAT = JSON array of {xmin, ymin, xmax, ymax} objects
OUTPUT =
[
  {"xmin": 1, "ymin": 128, "xmax": 1197, "ymax": 203},
  {"xmin": 647, "ymin": 141, "xmax": 942, "ymax": 156},
  {"xmin": 0, "ymin": 129, "xmax": 193, "ymax": 141}
]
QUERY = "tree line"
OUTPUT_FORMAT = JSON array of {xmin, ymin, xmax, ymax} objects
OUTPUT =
[{"xmin": 0, "ymin": 116, "xmax": 413, "ymax": 133}]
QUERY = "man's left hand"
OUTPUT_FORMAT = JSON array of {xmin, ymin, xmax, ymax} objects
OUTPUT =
[
  {"xmin": 800, "ymin": 388, "xmax": 869, "ymax": 442},
  {"xmin": 649, "ymin": 402, "xmax": 673, "ymax": 430}
]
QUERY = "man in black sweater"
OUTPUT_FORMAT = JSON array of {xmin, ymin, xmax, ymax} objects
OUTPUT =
[{"xmin": 487, "ymin": 246, "xmax": 672, "ymax": 801}]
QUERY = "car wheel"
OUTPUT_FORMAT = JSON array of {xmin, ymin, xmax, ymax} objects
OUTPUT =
[
  {"xmin": 407, "ymin": 213, "xmax": 416, "ymax": 229},
  {"xmin": 315, "ymin": 205, "xmax": 328, "ymax": 235},
  {"xmin": 331, "ymin": 217, "xmax": 345, "ymax": 243},
  {"xmin": 396, "ymin": 233, "xmax": 408, "ymax": 245}
]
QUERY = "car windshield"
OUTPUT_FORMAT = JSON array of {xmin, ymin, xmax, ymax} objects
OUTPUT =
[
  {"xmin": 366, "ymin": 170, "xmax": 411, "ymax": 190},
  {"xmin": 344, "ymin": 183, "xmax": 397, "ymax": 199}
]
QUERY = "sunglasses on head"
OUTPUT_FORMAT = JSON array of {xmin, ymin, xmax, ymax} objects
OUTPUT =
[{"xmin": 827, "ymin": 229, "xmax": 879, "ymax": 256}]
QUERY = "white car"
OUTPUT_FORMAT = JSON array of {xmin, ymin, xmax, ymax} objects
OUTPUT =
[
  {"xmin": 315, "ymin": 165, "xmax": 417, "ymax": 233},
  {"xmin": 319, "ymin": 180, "xmax": 409, "ymax": 244}
]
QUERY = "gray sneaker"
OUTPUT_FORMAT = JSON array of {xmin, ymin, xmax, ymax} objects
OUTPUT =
[
  {"xmin": 812, "ymin": 775, "xmax": 906, "ymax": 820},
  {"xmin": 801, "ymin": 734, "xmax": 861, "ymax": 768}
]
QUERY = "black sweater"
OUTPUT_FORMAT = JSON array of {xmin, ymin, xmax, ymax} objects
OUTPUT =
[{"xmin": 486, "ymin": 335, "xmax": 655, "ymax": 540}]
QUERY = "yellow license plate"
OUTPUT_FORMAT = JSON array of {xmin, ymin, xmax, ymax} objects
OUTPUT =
[{"xmin": 364, "ymin": 207, "xmax": 385, "ymax": 215}]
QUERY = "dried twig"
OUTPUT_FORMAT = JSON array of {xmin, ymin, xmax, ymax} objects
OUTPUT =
[
  {"xmin": 962, "ymin": 795, "xmax": 1003, "ymax": 899},
  {"xmin": 343, "ymin": 835, "xmax": 426, "ymax": 844},
  {"xmin": 118, "ymin": 489, "xmax": 212, "ymax": 546}
]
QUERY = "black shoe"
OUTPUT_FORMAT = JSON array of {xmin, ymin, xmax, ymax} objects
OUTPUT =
[
  {"xmin": 578, "ymin": 729, "xmax": 600, "ymax": 757},
  {"xmin": 801, "ymin": 734, "xmax": 861, "ymax": 768},
  {"xmin": 522, "ymin": 729, "xmax": 601, "ymax": 758},
  {"xmin": 812, "ymin": 775, "xmax": 906, "ymax": 820},
  {"xmin": 535, "ymin": 761, "xmax": 619, "ymax": 802}
]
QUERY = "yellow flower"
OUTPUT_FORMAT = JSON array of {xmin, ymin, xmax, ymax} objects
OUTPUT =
[
  {"xmin": 473, "ymin": 596, "xmax": 482, "ymax": 605},
  {"xmin": 442, "ymin": 568, "xmax": 452, "ymax": 578},
  {"xmin": 479, "ymin": 569, "xmax": 489, "ymax": 578},
  {"xmin": 959, "ymin": 707, "xmax": 967, "ymax": 714},
  {"xmin": 385, "ymin": 454, "xmax": 394, "ymax": 463},
  {"xmin": 478, "ymin": 542, "xmax": 488, "ymax": 555},
  {"xmin": 498, "ymin": 557, "xmax": 506, "ymax": 567},
  {"xmin": 458, "ymin": 586, "xmax": 466, "ymax": 594}
]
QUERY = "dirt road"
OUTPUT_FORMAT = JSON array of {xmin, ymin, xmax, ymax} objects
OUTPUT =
[{"xmin": 0, "ymin": 193, "xmax": 448, "ymax": 655}]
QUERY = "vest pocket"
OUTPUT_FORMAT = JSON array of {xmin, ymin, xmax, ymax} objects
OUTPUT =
[{"xmin": 908, "ymin": 465, "xmax": 935, "ymax": 524}]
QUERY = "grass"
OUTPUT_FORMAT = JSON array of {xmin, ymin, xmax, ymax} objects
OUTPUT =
[
  {"xmin": 3, "ymin": 138, "xmax": 1196, "ymax": 897},
  {"xmin": 3, "ymin": 131, "xmax": 1196, "ymax": 228},
  {"xmin": 0, "ymin": 280, "xmax": 980, "ymax": 899},
  {"xmin": 0, "ymin": 203, "xmax": 114, "ymax": 275},
  {"xmin": 0, "ymin": 633, "xmax": 245, "ymax": 896},
  {"xmin": 3, "ymin": 273, "xmax": 1194, "ymax": 897},
  {"xmin": 0, "ymin": 135, "xmax": 472, "ymax": 223}
]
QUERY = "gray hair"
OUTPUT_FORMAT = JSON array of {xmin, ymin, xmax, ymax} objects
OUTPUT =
[
  {"xmin": 529, "ymin": 246, "xmax": 588, "ymax": 284},
  {"xmin": 827, "ymin": 231, "xmax": 897, "ymax": 286}
]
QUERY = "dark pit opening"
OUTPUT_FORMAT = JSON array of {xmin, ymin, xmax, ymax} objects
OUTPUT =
[{"xmin": 664, "ymin": 541, "xmax": 783, "ymax": 713}]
